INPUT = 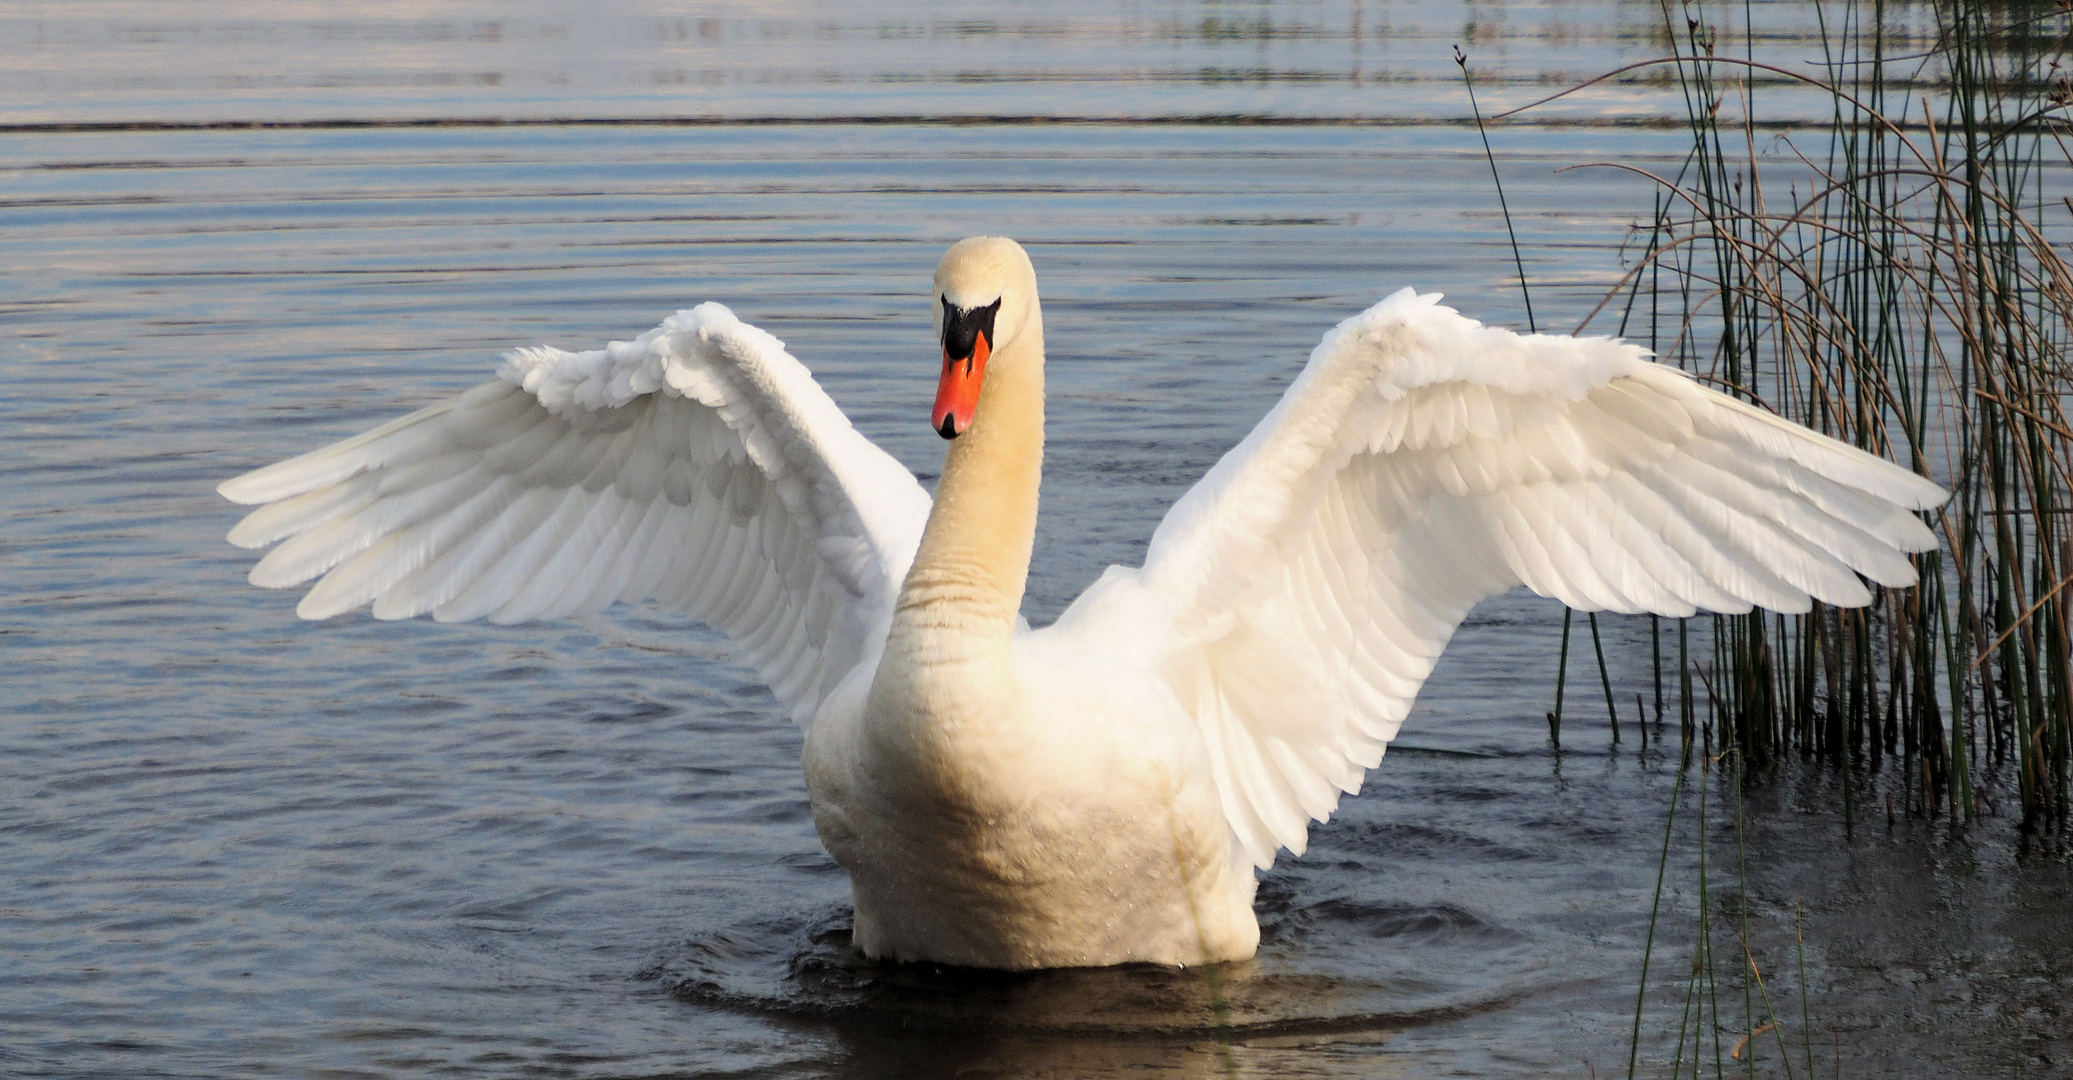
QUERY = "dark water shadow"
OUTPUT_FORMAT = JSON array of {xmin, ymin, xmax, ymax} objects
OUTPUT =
[{"xmin": 644, "ymin": 877, "xmax": 1554, "ymax": 1077}]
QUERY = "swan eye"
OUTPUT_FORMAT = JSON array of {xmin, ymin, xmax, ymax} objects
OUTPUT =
[{"xmin": 942, "ymin": 296, "xmax": 1002, "ymax": 362}]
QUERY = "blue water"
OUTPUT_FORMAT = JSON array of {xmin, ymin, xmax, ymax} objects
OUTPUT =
[{"xmin": 4, "ymin": 3, "xmax": 2067, "ymax": 1078}]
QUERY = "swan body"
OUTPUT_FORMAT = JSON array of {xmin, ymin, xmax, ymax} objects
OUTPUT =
[{"xmin": 220, "ymin": 237, "xmax": 1947, "ymax": 970}]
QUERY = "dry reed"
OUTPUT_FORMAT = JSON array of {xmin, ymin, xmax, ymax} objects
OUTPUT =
[{"xmin": 1524, "ymin": 0, "xmax": 2073, "ymax": 832}]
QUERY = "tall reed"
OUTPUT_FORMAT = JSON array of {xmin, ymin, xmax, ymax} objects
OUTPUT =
[{"xmin": 1525, "ymin": 0, "xmax": 2073, "ymax": 829}]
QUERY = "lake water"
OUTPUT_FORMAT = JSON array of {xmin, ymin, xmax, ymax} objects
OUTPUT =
[{"xmin": 4, "ymin": 2, "xmax": 2068, "ymax": 1078}]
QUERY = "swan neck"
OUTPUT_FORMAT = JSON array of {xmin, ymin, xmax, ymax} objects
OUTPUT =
[{"xmin": 895, "ymin": 328, "xmax": 1045, "ymax": 648}]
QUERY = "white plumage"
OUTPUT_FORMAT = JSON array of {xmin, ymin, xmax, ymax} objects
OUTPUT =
[
  {"xmin": 223, "ymin": 303, "xmax": 928, "ymax": 726},
  {"xmin": 221, "ymin": 239, "xmax": 1945, "ymax": 969}
]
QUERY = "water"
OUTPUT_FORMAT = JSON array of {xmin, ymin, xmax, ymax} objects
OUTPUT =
[{"xmin": 4, "ymin": 3, "xmax": 2068, "ymax": 1078}]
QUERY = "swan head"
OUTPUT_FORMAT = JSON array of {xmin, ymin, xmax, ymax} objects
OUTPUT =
[{"xmin": 930, "ymin": 236, "xmax": 1039, "ymax": 439}]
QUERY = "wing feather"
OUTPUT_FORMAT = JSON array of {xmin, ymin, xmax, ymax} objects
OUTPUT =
[
  {"xmin": 226, "ymin": 475, "xmax": 381, "ymax": 549},
  {"xmin": 486, "ymin": 488, "xmax": 601, "ymax": 625},
  {"xmin": 1060, "ymin": 289, "xmax": 1947, "ymax": 868},
  {"xmin": 221, "ymin": 303, "xmax": 931, "ymax": 725},
  {"xmin": 219, "ymin": 398, "xmax": 464, "ymax": 505}
]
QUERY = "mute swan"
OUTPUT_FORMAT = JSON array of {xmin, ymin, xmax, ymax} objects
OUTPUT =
[{"xmin": 220, "ymin": 236, "xmax": 1946, "ymax": 970}]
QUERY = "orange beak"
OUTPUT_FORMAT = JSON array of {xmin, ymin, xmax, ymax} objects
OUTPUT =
[{"xmin": 932, "ymin": 329, "xmax": 989, "ymax": 439}]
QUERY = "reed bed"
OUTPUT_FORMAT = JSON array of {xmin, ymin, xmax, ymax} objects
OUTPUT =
[
  {"xmin": 1459, "ymin": 7, "xmax": 2072, "ymax": 1070},
  {"xmin": 1521, "ymin": 0, "xmax": 2073, "ymax": 832}
]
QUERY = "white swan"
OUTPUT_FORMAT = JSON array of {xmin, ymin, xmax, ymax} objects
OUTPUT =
[{"xmin": 219, "ymin": 236, "xmax": 1946, "ymax": 970}]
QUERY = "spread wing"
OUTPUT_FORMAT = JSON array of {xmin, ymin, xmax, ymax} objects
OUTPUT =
[
  {"xmin": 218, "ymin": 303, "xmax": 931, "ymax": 726},
  {"xmin": 1055, "ymin": 289, "xmax": 1947, "ymax": 868}
]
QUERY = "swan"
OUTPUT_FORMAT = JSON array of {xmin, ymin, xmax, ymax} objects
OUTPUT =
[{"xmin": 218, "ymin": 236, "xmax": 1947, "ymax": 970}]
